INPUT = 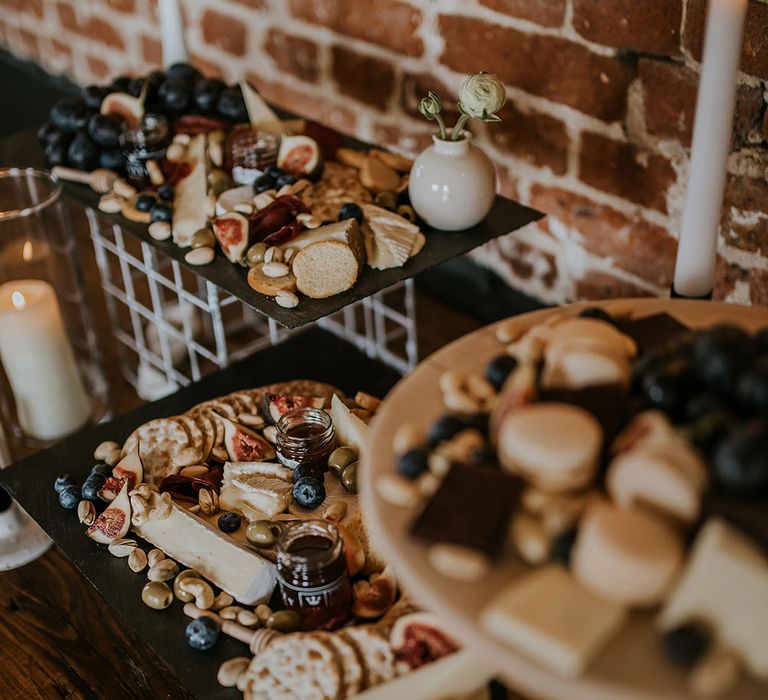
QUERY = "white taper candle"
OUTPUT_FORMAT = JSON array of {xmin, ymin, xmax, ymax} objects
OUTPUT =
[
  {"xmin": 159, "ymin": 0, "xmax": 188, "ymax": 67},
  {"xmin": 673, "ymin": 0, "xmax": 748, "ymax": 298}
]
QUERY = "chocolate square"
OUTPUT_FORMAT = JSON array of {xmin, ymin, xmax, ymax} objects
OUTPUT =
[
  {"xmin": 616, "ymin": 312, "xmax": 690, "ymax": 354},
  {"xmin": 541, "ymin": 382, "xmax": 628, "ymax": 443},
  {"xmin": 410, "ymin": 463, "xmax": 518, "ymax": 559}
]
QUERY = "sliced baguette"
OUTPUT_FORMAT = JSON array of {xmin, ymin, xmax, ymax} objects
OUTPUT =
[{"xmin": 292, "ymin": 240, "xmax": 360, "ymax": 299}]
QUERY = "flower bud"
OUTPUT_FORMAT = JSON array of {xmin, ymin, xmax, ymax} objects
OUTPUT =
[{"xmin": 418, "ymin": 91, "xmax": 442, "ymax": 120}]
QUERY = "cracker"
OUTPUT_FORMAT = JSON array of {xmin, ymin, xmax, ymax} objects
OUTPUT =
[
  {"xmin": 318, "ymin": 631, "xmax": 365, "ymax": 695},
  {"xmin": 338, "ymin": 625, "xmax": 396, "ymax": 688},
  {"xmin": 303, "ymin": 162, "xmax": 372, "ymax": 223},
  {"xmin": 122, "ymin": 417, "xmax": 191, "ymax": 484}
]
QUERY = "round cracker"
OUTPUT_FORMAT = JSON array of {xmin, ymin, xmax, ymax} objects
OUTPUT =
[
  {"xmin": 316, "ymin": 631, "xmax": 365, "ymax": 695},
  {"xmin": 122, "ymin": 417, "xmax": 190, "ymax": 484},
  {"xmin": 338, "ymin": 626, "xmax": 395, "ymax": 688}
]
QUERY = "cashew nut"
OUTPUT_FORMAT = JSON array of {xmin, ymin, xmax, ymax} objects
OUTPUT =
[{"xmin": 179, "ymin": 578, "xmax": 215, "ymax": 610}]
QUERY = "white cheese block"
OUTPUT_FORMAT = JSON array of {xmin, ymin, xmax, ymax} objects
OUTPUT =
[
  {"xmin": 133, "ymin": 494, "xmax": 275, "ymax": 605},
  {"xmin": 224, "ymin": 460, "xmax": 293, "ymax": 482},
  {"xmin": 172, "ymin": 134, "xmax": 208, "ymax": 247},
  {"xmin": 362, "ymin": 204, "xmax": 421, "ymax": 270},
  {"xmin": 481, "ymin": 565, "xmax": 626, "ymax": 677},
  {"xmin": 331, "ymin": 393, "xmax": 371, "ymax": 452},
  {"xmin": 658, "ymin": 518, "xmax": 768, "ymax": 679},
  {"xmin": 220, "ymin": 463, "xmax": 293, "ymax": 518},
  {"xmin": 240, "ymin": 81, "xmax": 286, "ymax": 135}
]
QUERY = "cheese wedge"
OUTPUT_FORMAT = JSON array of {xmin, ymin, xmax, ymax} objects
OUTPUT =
[
  {"xmin": 133, "ymin": 493, "xmax": 275, "ymax": 605},
  {"xmin": 172, "ymin": 134, "xmax": 208, "ymax": 247},
  {"xmin": 224, "ymin": 461, "xmax": 293, "ymax": 482},
  {"xmin": 220, "ymin": 462, "xmax": 293, "ymax": 519},
  {"xmin": 240, "ymin": 81, "xmax": 286, "ymax": 135},
  {"xmin": 331, "ymin": 394, "xmax": 371, "ymax": 452},
  {"xmin": 362, "ymin": 204, "xmax": 421, "ymax": 270}
]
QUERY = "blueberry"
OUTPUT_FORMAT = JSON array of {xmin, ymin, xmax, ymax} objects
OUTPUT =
[
  {"xmin": 551, "ymin": 527, "xmax": 578, "ymax": 566},
  {"xmin": 693, "ymin": 324, "xmax": 754, "ymax": 394},
  {"xmin": 485, "ymin": 354, "xmax": 518, "ymax": 391},
  {"xmin": 578, "ymin": 306, "xmax": 615, "ymax": 324},
  {"xmin": 293, "ymin": 463, "xmax": 325, "ymax": 482},
  {"xmin": 88, "ymin": 113, "xmax": 122, "ymax": 148},
  {"xmin": 99, "ymin": 148, "xmax": 125, "ymax": 172},
  {"xmin": 397, "ymin": 448, "xmax": 429, "ymax": 480},
  {"xmin": 217, "ymin": 86, "xmax": 248, "ymax": 122},
  {"xmin": 54, "ymin": 474, "xmax": 76, "ymax": 494},
  {"xmin": 429, "ymin": 414, "xmax": 466, "ymax": 445},
  {"xmin": 166, "ymin": 62, "xmax": 203, "ymax": 85},
  {"xmin": 338, "ymin": 202, "xmax": 363, "ymax": 224},
  {"xmin": 660, "ymin": 622, "xmax": 711, "ymax": 668},
  {"xmin": 158, "ymin": 78, "xmax": 192, "ymax": 113},
  {"xmin": 264, "ymin": 165, "xmax": 284, "ymax": 179},
  {"xmin": 67, "ymin": 131, "xmax": 100, "ymax": 171},
  {"xmin": 735, "ymin": 358, "xmax": 768, "ymax": 412},
  {"xmin": 158, "ymin": 184, "xmax": 175, "ymax": 201},
  {"xmin": 81, "ymin": 473, "xmax": 107, "ymax": 501},
  {"xmin": 293, "ymin": 476, "xmax": 326, "ymax": 509},
  {"xmin": 45, "ymin": 141, "xmax": 69, "ymax": 167},
  {"xmin": 135, "ymin": 193, "xmax": 157, "ymax": 212},
  {"xmin": 82, "ymin": 84, "xmax": 107, "ymax": 110},
  {"xmin": 50, "ymin": 97, "xmax": 88, "ymax": 134},
  {"xmin": 641, "ymin": 357, "xmax": 696, "ymax": 417},
  {"xmin": 217, "ymin": 511, "xmax": 243, "ymax": 533},
  {"xmin": 91, "ymin": 462, "xmax": 112, "ymax": 477},
  {"xmin": 712, "ymin": 420, "xmax": 768, "ymax": 495},
  {"xmin": 275, "ymin": 173, "xmax": 296, "ymax": 189},
  {"xmin": 185, "ymin": 616, "xmax": 220, "ymax": 651},
  {"xmin": 194, "ymin": 78, "xmax": 226, "ymax": 113},
  {"xmin": 58, "ymin": 484, "xmax": 81, "ymax": 510},
  {"xmin": 110, "ymin": 75, "xmax": 132, "ymax": 93},
  {"xmin": 150, "ymin": 202, "xmax": 173, "ymax": 223},
  {"xmin": 252, "ymin": 174, "xmax": 276, "ymax": 194},
  {"xmin": 127, "ymin": 76, "xmax": 147, "ymax": 98}
]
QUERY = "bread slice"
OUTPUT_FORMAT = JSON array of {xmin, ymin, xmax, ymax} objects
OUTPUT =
[
  {"xmin": 247, "ymin": 264, "xmax": 297, "ymax": 296},
  {"xmin": 292, "ymin": 240, "xmax": 360, "ymax": 299},
  {"xmin": 290, "ymin": 218, "xmax": 366, "ymax": 265}
]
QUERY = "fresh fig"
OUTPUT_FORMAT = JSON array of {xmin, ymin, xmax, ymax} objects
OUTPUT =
[
  {"xmin": 352, "ymin": 565, "xmax": 396, "ymax": 619},
  {"xmin": 263, "ymin": 393, "xmax": 325, "ymax": 425},
  {"xmin": 390, "ymin": 611, "xmax": 460, "ymax": 670},
  {"xmin": 277, "ymin": 135, "xmax": 322, "ymax": 176},
  {"xmin": 87, "ymin": 480, "xmax": 131, "ymax": 544},
  {"xmin": 218, "ymin": 414, "xmax": 276, "ymax": 462},
  {"xmin": 101, "ymin": 92, "xmax": 144, "ymax": 128},
  {"xmin": 337, "ymin": 522, "xmax": 366, "ymax": 576},
  {"xmin": 99, "ymin": 443, "xmax": 143, "ymax": 501},
  {"xmin": 212, "ymin": 212, "xmax": 249, "ymax": 264}
]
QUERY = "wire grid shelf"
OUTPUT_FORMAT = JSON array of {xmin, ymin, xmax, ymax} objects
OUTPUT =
[{"xmin": 85, "ymin": 208, "xmax": 417, "ymax": 399}]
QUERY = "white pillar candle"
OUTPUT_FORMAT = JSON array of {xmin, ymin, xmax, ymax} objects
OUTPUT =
[
  {"xmin": 159, "ymin": 0, "xmax": 188, "ymax": 67},
  {"xmin": 0, "ymin": 280, "xmax": 91, "ymax": 441},
  {"xmin": 673, "ymin": 0, "xmax": 748, "ymax": 298}
]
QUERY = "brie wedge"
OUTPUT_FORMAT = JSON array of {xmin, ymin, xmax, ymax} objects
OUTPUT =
[
  {"xmin": 331, "ymin": 394, "xmax": 371, "ymax": 452},
  {"xmin": 172, "ymin": 134, "xmax": 208, "ymax": 247},
  {"xmin": 220, "ymin": 461, "xmax": 293, "ymax": 518},
  {"xmin": 240, "ymin": 81, "xmax": 285, "ymax": 135}
]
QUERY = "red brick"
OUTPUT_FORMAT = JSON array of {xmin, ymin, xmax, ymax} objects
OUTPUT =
[
  {"xmin": 330, "ymin": 45, "xmax": 394, "ymax": 110},
  {"xmin": 530, "ymin": 184, "xmax": 678, "ymax": 287},
  {"xmin": 57, "ymin": 3, "xmax": 125, "ymax": 50},
  {"xmin": 684, "ymin": 0, "xmax": 768, "ymax": 80},
  {"xmin": 141, "ymin": 34, "xmax": 162, "ymax": 65},
  {"xmin": 575, "ymin": 270, "xmax": 654, "ymax": 300},
  {"xmin": 439, "ymin": 15, "xmax": 634, "ymax": 121},
  {"xmin": 479, "ymin": 0, "xmax": 566, "ymax": 27},
  {"xmin": 290, "ymin": 0, "xmax": 423, "ymax": 57},
  {"xmin": 190, "ymin": 53, "xmax": 224, "ymax": 80},
  {"xmin": 495, "ymin": 164, "xmax": 520, "ymax": 201},
  {"xmin": 201, "ymin": 9, "xmax": 246, "ymax": 57},
  {"xmin": 106, "ymin": 0, "xmax": 136, "ymax": 12},
  {"xmin": 722, "ymin": 174, "xmax": 768, "ymax": 256},
  {"xmin": 713, "ymin": 256, "xmax": 749, "ymax": 301},
  {"xmin": 1, "ymin": 0, "xmax": 43, "ymax": 18},
  {"xmin": 401, "ymin": 72, "xmax": 460, "ymax": 123},
  {"xmin": 87, "ymin": 54, "xmax": 111, "ymax": 81},
  {"xmin": 247, "ymin": 73, "xmax": 357, "ymax": 135},
  {"xmin": 640, "ymin": 59, "xmax": 697, "ymax": 144},
  {"xmin": 228, "ymin": 0, "xmax": 264, "ymax": 6},
  {"xmin": 573, "ymin": 0, "xmax": 682, "ymax": 55},
  {"xmin": 264, "ymin": 28, "xmax": 320, "ymax": 83},
  {"xmin": 732, "ymin": 83, "xmax": 766, "ymax": 148},
  {"xmin": 487, "ymin": 101, "xmax": 569, "ymax": 175},
  {"xmin": 579, "ymin": 132, "xmax": 676, "ymax": 213},
  {"xmin": 750, "ymin": 269, "xmax": 768, "ymax": 307},
  {"xmin": 51, "ymin": 37, "xmax": 72, "ymax": 62},
  {"xmin": 371, "ymin": 122, "xmax": 433, "ymax": 157}
]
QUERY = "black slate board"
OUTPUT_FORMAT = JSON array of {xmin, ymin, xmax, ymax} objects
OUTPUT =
[
  {"xmin": 0, "ymin": 328, "xmax": 402, "ymax": 699},
  {"xmin": 2, "ymin": 130, "xmax": 543, "ymax": 329}
]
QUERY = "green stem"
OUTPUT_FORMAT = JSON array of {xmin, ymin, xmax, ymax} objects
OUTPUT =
[
  {"xmin": 451, "ymin": 114, "xmax": 469, "ymax": 140},
  {"xmin": 434, "ymin": 113, "xmax": 448, "ymax": 141}
]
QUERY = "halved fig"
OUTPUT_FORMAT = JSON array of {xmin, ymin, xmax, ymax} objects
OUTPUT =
[
  {"xmin": 352, "ymin": 565, "xmax": 396, "ymax": 619},
  {"xmin": 99, "ymin": 443, "xmax": 144, "ymax": 501},
  {"xmin": 213, "ymin": 212, "xmax": 249, "ymax": 264},
  {"xmin": 263, "ymin": 393, "xmax": 325, "ymax": 425},
  {"xmin": 101, "ymin": 92, "xmax": 143, "ymax": 127},
  {"xmin": 277, "ymin": 135, "xmax": 321, "ymax": 176},
  {"xmin": 87, "ymin": 480, "xmax": 131, "ymax": 544},
  {"xmin": 218, "ymin": 414, "xmax": 276, "ymax": 462},
  {"xmin": 390, "ymin": 612, "xmax": 460, "ymax": 670}
]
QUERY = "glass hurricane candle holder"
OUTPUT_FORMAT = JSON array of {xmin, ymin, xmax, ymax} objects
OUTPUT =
[{"xmin": 0, "ymin": 168, "xmax": 108, "ymax": 456}]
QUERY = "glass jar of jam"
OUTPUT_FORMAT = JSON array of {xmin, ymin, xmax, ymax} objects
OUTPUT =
[
  {"xmin": 276, "ymin": 519, "xmax": 352, "ymax": 629},
  {"xmin": 226, "ymin": 125, "xmax": 279, "ymax": 186},
  {"xmin": 276, "ymin": 407, "xmax": 335, "ymax": 475},
  {"xmin": 119, "ymin": 114, "xmax": 170, "ymax": 187}
]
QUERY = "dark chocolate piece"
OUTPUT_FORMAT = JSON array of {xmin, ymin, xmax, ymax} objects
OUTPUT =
[
  {"xmin": 702, "ymin": 495, "xmax": 768, "ymax": 552},
  {"xmin": 616, "ymin": 312, "xmax": 691, "ymax": 354},
  {"xmin": 541, "ymin": 383, "xmax": 628, "ymax": 443},
  {"xmin": 410, "ymin": 463, "xmax": 518, "ymax": 558}
]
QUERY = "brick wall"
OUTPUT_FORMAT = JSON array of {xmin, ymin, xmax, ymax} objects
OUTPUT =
[{"xmin": 1, "ymin": 0, "xmax": 767, "ymax": 305}]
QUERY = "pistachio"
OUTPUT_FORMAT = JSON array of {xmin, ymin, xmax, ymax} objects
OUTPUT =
[
  {"xmin": 185, "ymin": 246, "xmax": 215, "ymax": 266},
  {"xmin": 147, "ymin": 548, "xmax": 165, "ymax": 568},
  {"xmin": 148, "ymin": 559, "xmax": 179, "ymax": 582},
  {"xmin": 237, "ymin": 609, "xmax": 260, "ymax": 627},
  {"xmin": 328, "ymin": 446, "xmax": 357, "ymax": 476},
  {"xmin": 174, "ymin": 569, "xmax": 203, "ymax": 602},
  {"xmin": 263, "ymin": 425, "xmax": 277, "ymax": 444},
  {"xmin": 262, "ymin": 261, "xmax": 289, "ymax": 278},
  {"xmin": 217, "ymin": 657, "xmax": 250, "ymax": 688},
  {"xmin": 128, "ymin": 548, "xmax": 148, "ymax": 573},
  {"xmin": 108, "ymin": 538, "xmax": 138, "ymax": 558},
  {"xmin": 245, "ymin": 519, "xmax": 278, "ymax": 548},
  {"xmin": 142, "ymin": 581, "xmax": 173, "ymax": 610},
  {"xmin": 212, "ymin": 591, "xmax": 234, "ymax": 611},
  {"xmin": 237, "ymin": 413, "xmax": 264, "ymax": 429},
  {"xmin": 179, "ymin": 465, "xmax": 209, "ymax": 478},
  {"xmin": 283, "ymin": 247, "xmax": 296, "ymax": 264},
  {"xmin": 94, "ymin": 440, "xmax": 120, "ymax": 461},
  {"xmin": 264, "ymin": 246, "xmax": 282, "ymax": 264},
  {"xmin": 266, "ymin": 609, "xmax": 301, "ymax": 633},
  {"xmin": 198, "ymin": 487, "xmax": 219, "ymax": 516},
  {"xmin": 188, "ymin": 504, "xmax": 201, "ymax": 514},
  {"xmin": 78, "ymin": 500, "xmax": 96, "ymax": 525},
  {"xmin": 148, "ymin": 221, "xmax": 172, "ymax": 241},
  {"xmin": 255, "ymin": 604, "xmax": 273, "ymax": 624},
  {"xmin": 191, "ymin": 228, "xmax": 216, "ymax": 250},
  {"xmin": 179, "ymin": 578, "xmax": 215, "ymax": 610},
  {"xmin": 323, "ymin": 501, "xmax": 347, "ymax": 523},
  {"xmin": 219, "ymin": 605, "xmax": 244, "ymax": 621},
  {"xmin": 148, "ymin": 496, "xmax": 172, "ymax": 521},
  {"xmin": 275, "ymin": 291, "xmax": 299, "ymax": 309}
]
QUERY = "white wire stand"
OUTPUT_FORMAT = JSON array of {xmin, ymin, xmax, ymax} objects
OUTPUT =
[{"xmin": 86, "ymin": 208, "xmax": 418, "ymax": 399}]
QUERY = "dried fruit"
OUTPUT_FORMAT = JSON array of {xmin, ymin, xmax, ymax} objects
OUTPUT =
[
  {"xmin": 389, "ymin": 612, "xmax": 460, "ymax": 670},
  {"xmin": 212, "ymin": 212, "xmax": 249, "ymax": 264},
  {"xmin": 352, "ymin": 566, "xmax": 397, "ymax": 619},
  {"xmin": 263, "ymin": 393, "xmax": 325, "ymax": 425},
  {"xmin": 277, "ymin": 135, "xmax": 321, "ymax": 176},
  {"xmin": 87, "ymin": 481, "xmax": 131, "ymax": 544},
  {"xmin": 219, "ymin": 414, "xmax": 276, "ymax": 462}
]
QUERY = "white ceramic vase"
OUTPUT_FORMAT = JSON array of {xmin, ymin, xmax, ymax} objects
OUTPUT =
[{"xmin": 408, "ymin": 131, "xmax": 496, "ymax": 231}]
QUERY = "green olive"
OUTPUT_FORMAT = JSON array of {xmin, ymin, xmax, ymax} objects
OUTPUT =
[
  {"xmin": 173, "ymin": 569, "xmax": 202, "ymax": 602},
  {"xmin": 396, "ymin": 204, "xmax": 416, "ymax": 223},
  {"xmin": 266, "ymin": 609, "xmax": 301, "ymax": 632},
  {"xmin": 208, "ymin": 169, "xmax": 231, "ymax": 196},
  {"xmin": 328, "ymin": 446, "xmax": 357, "ymax": 478},
  {"xmin": 142, "ymin": 581, "xmax": 173, "ymax": 610},
  {"xmin": 246, "ymin": 519, "xmax": 279, "ymax": 547},
  {"xmin": 341, "ymin": 461, "xmax": 358, "ymax": 494},
  {"xmin": 374, "ymin": 190, "xmax": 397, "ymax": 211},
  {"xmin": 246, "ymin": 242, "xmax": 268, "ymax": 267},
  {"xmin": 192, "ymin": 228, "xmax": 216, "ymax": 249}
]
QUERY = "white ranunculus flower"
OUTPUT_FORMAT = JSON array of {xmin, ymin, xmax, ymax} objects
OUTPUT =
[{"xmin": 458, "ymin": 72, "xmax": 507, "ymax": 121}]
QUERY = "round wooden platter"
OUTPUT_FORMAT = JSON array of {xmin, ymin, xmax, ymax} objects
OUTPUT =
[{"xmin": 361, "ymin": 299, "xmax": 768, "ymax": 700}]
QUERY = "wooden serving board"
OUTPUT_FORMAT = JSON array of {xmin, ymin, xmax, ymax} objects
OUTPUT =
[{"xmin": 361, "ymin": 299, "xmax": 768, "ymax": 700}]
